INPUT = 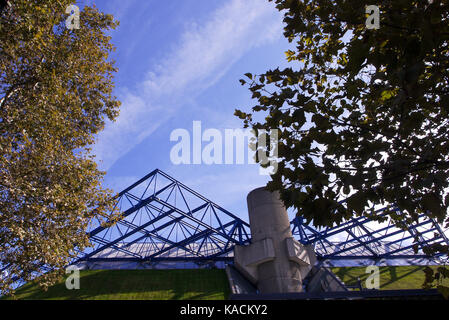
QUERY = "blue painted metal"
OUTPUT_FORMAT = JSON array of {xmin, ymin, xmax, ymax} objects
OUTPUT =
[
  {"xmin": 75, "ymin": 169, "xmax": 251, "ymax": 266},
  {"xmin": 75, "ymin": 169, "xmax": 449, "ymax": 266},
  {"xmin": 291, "ymin": 205, "xmax": 449, "ymax": 263}
]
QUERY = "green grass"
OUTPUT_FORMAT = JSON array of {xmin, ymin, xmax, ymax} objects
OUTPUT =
[
  {"xmin": 6, "ymin": 269, "xmax": 230, "ymax": 300},
  {"xmin": 4, "ymin": 266, "xmax": 448, "ymax": 300},
  {"xmin": 331, "ymin": 265, "xmax": 449, "ymax": 290}
]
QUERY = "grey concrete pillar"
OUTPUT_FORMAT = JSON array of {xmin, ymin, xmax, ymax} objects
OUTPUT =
[{"xmin": 246, "ymin": 187, "xmax": 302, "ymax": 293}]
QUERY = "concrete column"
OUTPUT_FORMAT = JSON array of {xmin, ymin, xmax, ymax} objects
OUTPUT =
[{"xmin": 246, "ymin": 187, "xmax": 302, "ymax": 293}]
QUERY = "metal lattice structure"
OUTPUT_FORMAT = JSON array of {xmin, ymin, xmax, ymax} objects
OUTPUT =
[
  {"xmin": 291, "ymin": 207, "xmax": 449, "ymax": 265},
  {"xmin": 75, "ymin": 169, "xmax": 251, "ymax": 268},
  {"xmin": 75, "ymin": 169, "xmax": 449, "ymax": 268}
]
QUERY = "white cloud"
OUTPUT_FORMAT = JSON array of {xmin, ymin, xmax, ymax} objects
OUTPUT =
[
  {"xmin": 92, "ymin": 0, "xmax": 283, "ymax": 170},
  {"xmin": 143, "ymin": 0, "xmax": 281, "ymax": 96}
]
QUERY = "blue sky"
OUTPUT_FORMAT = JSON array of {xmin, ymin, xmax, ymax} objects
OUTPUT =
[
  {"xmin": 71, "ymin": 0, "xmax": 449, "ymax": 250},
  {"xmin": 79, "ymin": 0, "xmax": 293, "ymax": 221}
]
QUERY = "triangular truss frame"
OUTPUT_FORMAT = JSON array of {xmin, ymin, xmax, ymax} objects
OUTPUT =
[
  {"xmin": 75, "ymin": 169, "xmax": 449, "ymax": 266},
  {"xmin": 292, "ymin": 206, "xmax": 449, "ymax": 263},
  {"xmin": 75, "ymin": 169, "xmax": 251, "ymax": 265}
]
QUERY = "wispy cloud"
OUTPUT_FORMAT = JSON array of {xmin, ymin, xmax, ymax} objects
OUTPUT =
[
  {"xmin": 143, "ymin": 0, "xmax": 281, "ymax": 96},
  {"xmin": 92, "ymin": 0, "xmax": 283, "ymax": 170}
]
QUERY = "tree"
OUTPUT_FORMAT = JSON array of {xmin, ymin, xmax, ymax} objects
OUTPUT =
[
  {"xmin": 0, "ymin": 1, "xmax": 121, "ymax": 295},
  {"xmin": 236, "ymin": 0, "xmax": 449, "ymax": 288},
  {"xmin": 0, "ymin": 1, "xmax": 10, "ymax": 16}
]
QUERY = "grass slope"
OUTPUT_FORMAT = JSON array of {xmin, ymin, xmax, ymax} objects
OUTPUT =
[
  {"xmin": 8, "ymin": 269, "xmax": 230, "ymax": 300},
  {"xmin": 5, "ymin": 266, "xmax": 448, "ymax": 300},
  {"xmin": 332, "ymin": 265, "xmax": 449, "ymax": 290}
]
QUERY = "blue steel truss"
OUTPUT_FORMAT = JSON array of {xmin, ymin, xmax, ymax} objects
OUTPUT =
[
  {"xmin": 291, "ymin": 206, "xmax": 449, "ymax": 263},
  {"xmin": 75, "ymin": 169, "xmax": 251, "ymax": 266},
  {"xmin": 75, "ymin": 169, "xmax": 449, "ymax": 266}
]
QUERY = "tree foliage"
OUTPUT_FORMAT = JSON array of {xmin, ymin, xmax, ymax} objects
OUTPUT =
[
  {"xmin": 0, "ymin": 0, "xmax": 121, "ymax": 294},
  {"xmin": 236, "ymin": 0, "xmax": 449, "ymax": 252}
]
